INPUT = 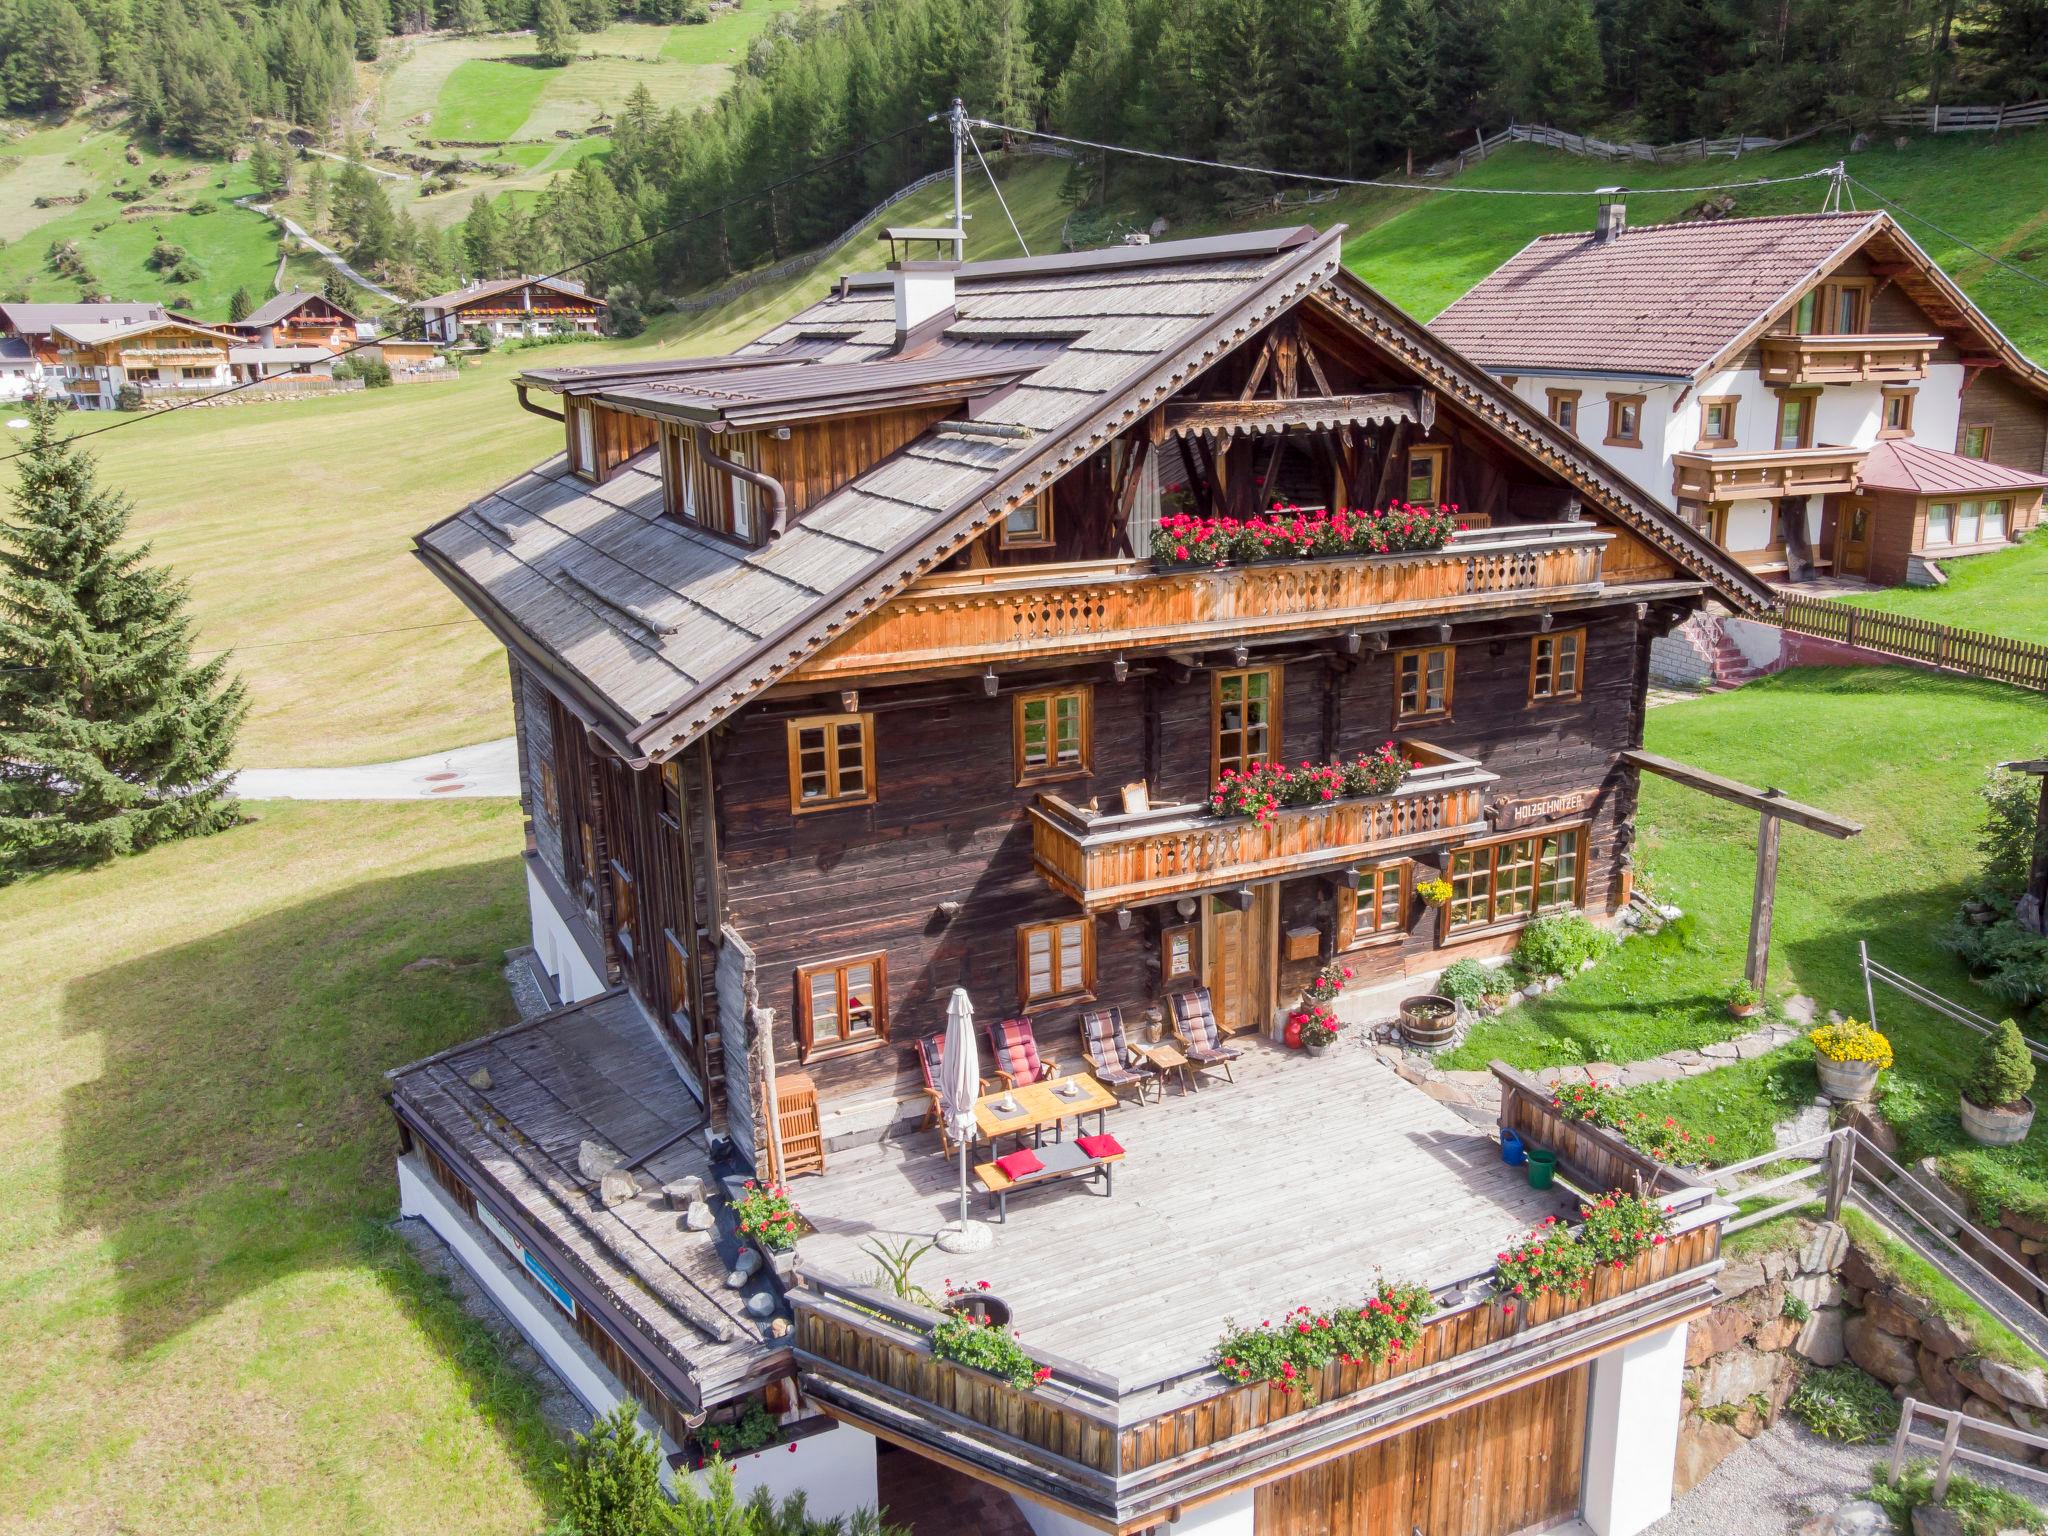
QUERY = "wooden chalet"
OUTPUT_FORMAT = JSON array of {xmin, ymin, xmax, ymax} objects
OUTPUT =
[
  {"xmin": 1434, "ymin": 208, "xmax": 2048, "ymax": 586},
  {"xmin": 225, "ymin": 288, "xmax": 362, "ymax": 350},
  {"xmin": 415, "ymin": 274, "xmax": 608, "ymax": 345},
  {"xmin": 397, "ymin": 224, "xmax": 1763, "ymax": 1534},
  {"xmin": 49, "ymin": 314, "xmax": 237, "ymax": 410},
  {"xmin": 0, "ymin": 299, "xmax": 168, "ymax": 365}
]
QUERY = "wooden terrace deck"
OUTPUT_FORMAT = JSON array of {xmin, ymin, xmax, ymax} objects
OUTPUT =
[{"xmin": 793, "ymin": 1032, "xmax": 1572, "ymax": 1390}]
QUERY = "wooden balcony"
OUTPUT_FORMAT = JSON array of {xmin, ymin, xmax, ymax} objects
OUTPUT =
[
  {"xmin": 790, "ymin": 523, "xmax": 1613, "ymax": 683},
  {"xmin": 1030, "ymin": 740, "xmax": 1494, "ymax": 912},
  {"xmin": 1758, "ymin": 332, "xmax": 1942, "ymax": 386},
  {"xmin": 1671, "ymin": 443, "xmax": 1868, "ymax": 504}
]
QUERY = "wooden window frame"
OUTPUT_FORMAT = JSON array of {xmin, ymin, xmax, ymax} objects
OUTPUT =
[
  {"xmin": 1440, "ymin": 823, "xmax": 1589, "ymax": 939},
  {"xmin": 1880, "ymin": 386, "xmax": 1916, "ymax": 440},
  {"xmin": 537, "ymin": 759, "xmax": 560, "ymax": 823},
  {"xmin": 608, "ymin": 857, "xmax": 637, "ymax": 959},
  {"xmin": 661, "ymin": 423, "xmax": 763, "ymax": 547},
  {"xmin": 1603, "ymin": 393, "xmax": 1645, "ymax": 449},
  {"xmin": 1404, "ymin": 444, "xmax": 1448, "ymax": 505},
  {"xmin": 786, "ymin": 712, "xmax": 876, "ymax": 814},
  {"xmin": 999, "ymin": 491, "xmax": 1055, "ymax": 550},
  {"xmin": 1013, "ymin": 686, "xmax": 1093, "ymax": 786},
  {"xmin": 1393, "ymin": 645, "xmax": 1455, "ymax": 725},
  {"xmin": 1545, "ymin": 389, "xmax": 1581, "ymax": 437},
  {"xmin": 658, "ymin": 759, "xmax": 683, "ymax": 828},
  {"xmin": 1961, "ymin": 423, "xmax": 1995, "ymax": 461},
  {"xmin": 795, "ymin": 951, "xmax": 889, "ymax": 1058},
  {"xmin": 1160, "ymin": 922, "xmax": 1201, "ymax": 985},
  {"xmin": 1017, "ymin": 918, "xmax": 1095, "ymax": 1009},
  {"xmin": 1774, "ymin": 389, "xmax": 1818, "ymax": 451},
  {"xmin": 664, "ymin": 929, "xmax": 697, "ymax": 1044},
  {"xmin": 1824, "ymin": 276, "xmax": 1871, "ymax": 335},
  {"xmin": 569, "ymin": 403, "xmax": 598, "ymax": 483},
  {"xmin": 1212, "ymin": 666, "xmax": 1282, "ymax": 784},
  {"xmin": 1336, "ymin": 861, "xmax": 1410, "ymax": 950},
  {"xmin": 1926, "ymin": 500, "xmax": 1954, "ymax": 546},
  {"xmin": 1697, "ymin": 396, "xmax": 1738, "ymax": 449},
  {"xmin": 1527, "ymin": 627, "xmax": 1586, "ymax": 705}
]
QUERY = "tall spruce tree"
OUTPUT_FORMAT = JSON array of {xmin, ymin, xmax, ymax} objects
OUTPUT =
[
  {"xmin": 0, "ymin": 402, "xmax": 246, "ymax": 880},
  {"xmin": 533, "ymin": 0, "xmax": 576, "ymax": 64}
]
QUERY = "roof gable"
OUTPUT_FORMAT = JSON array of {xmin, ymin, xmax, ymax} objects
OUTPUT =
[{"xmin": 237, "ymin": 289, "xmax": 359, "ymax": 329}]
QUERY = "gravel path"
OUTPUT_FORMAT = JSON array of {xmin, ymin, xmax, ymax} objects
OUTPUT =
[{"xmin": 1652, "ymin": 1415, "xmax": 2046, "ymax": 1534}]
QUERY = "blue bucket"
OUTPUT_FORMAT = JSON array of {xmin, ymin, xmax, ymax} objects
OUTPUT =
[{"xmin": 1500, "ymin": 1128, "xmax": 1526, "ymax": 1166}]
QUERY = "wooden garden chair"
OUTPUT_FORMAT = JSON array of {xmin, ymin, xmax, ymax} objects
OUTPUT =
[
  {"xmin": 914, "ymin": 1033, "xmax": 986, "ymax": 1157},
  {"xmin": 1168, "ymin": 988, "xmax": 1242, "ymax": 1086},
  {"xmin": 987, "ymin": 1017, "xmax": 1061, "ymax": 1092},
  {"xmin": 1079, "ymin": 1007, "xmax": 1158, "ymax": 1108}
]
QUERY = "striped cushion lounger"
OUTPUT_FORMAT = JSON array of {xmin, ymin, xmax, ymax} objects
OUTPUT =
[
  {"xmin": 1079, "ymin": 1007, "xmax": 1158, "ymax": 1106},
  {"xmin": 1168, "ymin": 988, "xmax": 1241, "ymax": 1084},
  {"xmin": 988, "ymin": 1017, "xmax": 1060, "ymax": 1090}
]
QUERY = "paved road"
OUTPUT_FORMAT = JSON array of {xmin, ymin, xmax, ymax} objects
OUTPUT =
[
  {"xmin": 233, "ymin": 738, "xmax": 517, "ymax": 800},
  {"xmin": 236, "ymin": 197, "xmax": 403, "ymax": 305}
]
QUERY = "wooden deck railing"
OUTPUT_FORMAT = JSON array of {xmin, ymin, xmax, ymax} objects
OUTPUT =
[
  {"xmin": 791, "ymin": 523, "xmax": 1612, "ymax": 682},
  {"xmin": 1671, "ymin": 444, "xmax": 1868, "ymax": 503},
  {"xmin": 1776, "ymin": 593, "xmax": 2048, "ymax": 692},
  {"xmin": 1030, "ymin": 741, "xmax": 1495, "ymax": 910},
  {"xmin": 1758, "ymin": 333, "xmax": 1941, "ymax": 386}
]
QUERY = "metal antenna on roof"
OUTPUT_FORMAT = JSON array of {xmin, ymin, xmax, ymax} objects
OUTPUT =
[
  {"xmin": 921, "ymin": 98, "xmax": 969, "ymax": 261},
  {"xmin": 1819, "ymin": 162, "xmax": 1853, "ymax": 214}
]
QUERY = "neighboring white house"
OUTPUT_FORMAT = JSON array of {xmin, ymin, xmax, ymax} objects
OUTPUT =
[
  {"xmin": 0, "ymin": 337, "xmax": 44, "ymax": 401},
  {"xmin": 227, "ymin": 344, "xmax": 337, "ymax": 386},
  {"xmin": 49, "ymin": 316, "xmax": 238, "ymax": 410},
  {"xmin": 1432, "ymin": 207, "xmax": 2047, "ymax": 587},
  {"xmin": 413, "ymin": 275, "xmax": 608, "ymax": 345}
]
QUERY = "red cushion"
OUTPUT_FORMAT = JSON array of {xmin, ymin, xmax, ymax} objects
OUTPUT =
[
  {"xmin": 1075, "ymin": 1134, "xmax": 1125, "ymax": 1160},
  {"xmin": 994, "ymin": 1149, "xmax": 1044, "ymax": 1180}
]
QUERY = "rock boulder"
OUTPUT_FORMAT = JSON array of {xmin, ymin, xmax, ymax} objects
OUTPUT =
[{"xmin": 1844, "ymin": 1314, "xmax": 1919, "ymax": 1385}]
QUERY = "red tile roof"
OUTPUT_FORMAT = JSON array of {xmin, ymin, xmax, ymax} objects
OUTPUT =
[
  {"xmin": 1856, "ymin": 439, "xmax": 2048, "ymax": 496},
  {"xmin": 1431, "ymin": 212, "xmax": 1880, "ymax": 377}
]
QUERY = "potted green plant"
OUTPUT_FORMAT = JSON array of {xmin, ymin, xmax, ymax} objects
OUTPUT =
[
  {"xmin": 1724, "ymin": 978, "xmax": 1763, "ymax": 1020},
  {"xmin": 1960, "ymin": 1018, "xmax": 2037, "ymax": 1146},
  {"xmin": 1808, "ymin": 1019, "xmax": 1892, "ymax": 1104},
  {"xmin": 731, "ymin": 1180, "xmax": 804, "ymax": 1279}
]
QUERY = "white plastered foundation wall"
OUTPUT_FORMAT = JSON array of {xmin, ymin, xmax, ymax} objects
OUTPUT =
[{"xmin": 526, "ymin": 860, "xmax": 607, "ymax": 1004}]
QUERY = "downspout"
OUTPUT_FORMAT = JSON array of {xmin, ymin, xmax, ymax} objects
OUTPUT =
[
  {"xmin": 696, "ymin": 425, "xmax": 790, "ymax": 539},
  {"xmin": 514, "ymin": 382, "xmax": 564, "ymax": 422}
]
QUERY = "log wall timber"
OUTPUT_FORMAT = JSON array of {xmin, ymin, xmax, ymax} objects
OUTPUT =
[
  {"xmin": 793, "ymin": 526, "xmax": 1612, "ymax": 683},
  {"xmin": 574, "ymin": 403, "xmax": 660, "ymax": 482},
  {"xmin": 713, "ymin": 606, "xmax": 1654, "ymax": 1110}
]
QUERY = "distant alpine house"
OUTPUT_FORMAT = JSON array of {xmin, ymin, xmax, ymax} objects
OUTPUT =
[
  {"xmin": 396, "ymin": 226, "xmax": 1764, "ymax": 1534},
  {"xmin": 1434, "ymin": 206, "xmax": 2048, "ymax": 588}
]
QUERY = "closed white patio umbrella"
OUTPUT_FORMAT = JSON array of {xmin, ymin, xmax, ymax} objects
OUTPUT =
[{"xmin": 934, "ymin": 985, "xmax": 994, "ymax": 1253}]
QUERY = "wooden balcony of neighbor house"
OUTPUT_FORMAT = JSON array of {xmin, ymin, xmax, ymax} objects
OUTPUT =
[
  {"xmin": 787, "ymin": 1047, "xmax": 1729, "ymax": 1532},
  {"xmin": 790, "ymin": 523, "xmax": 1614, "ymax": 683},
  {"xmin": 1030, "ymin": 739, "xmax": 1495, "ymax": 912},
  {"xmin": 1671, "ymin": 443, "xmax": 1869, "ymax": 504},
  {"xmin": 1758, "ymin": 332, "xmax": 1942, "ymax": 386}
]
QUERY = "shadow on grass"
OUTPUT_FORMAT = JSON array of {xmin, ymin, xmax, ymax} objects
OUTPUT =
[{"xmin": 55, "ymin": 845, "xmax": 563, "ymax": 1499}]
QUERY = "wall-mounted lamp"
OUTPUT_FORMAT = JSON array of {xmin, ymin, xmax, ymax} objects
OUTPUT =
[
  {"xmin": 1231, "ymin": 645, "xmax": 1249, "ymax": 668},
  {"xmin": 1111, "ymin": 655, "xmax": 1129, "ymax": 683},
  {"xmin": 982, "ymin": 668, "xmax": 999, "ymax": 697}
]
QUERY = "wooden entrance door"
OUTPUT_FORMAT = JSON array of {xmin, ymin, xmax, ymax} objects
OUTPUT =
[
  {"xmin": 1254, "ymin": 1364, "xmax": 1590, "ymax": 1535},
  {"xmin": 1836, "ymin": 495, "xmax": 1874, "ymax": 577},
  {"xmin": 1206, "ymin": 886, "xmax": 1278, "ymax": 1036}
]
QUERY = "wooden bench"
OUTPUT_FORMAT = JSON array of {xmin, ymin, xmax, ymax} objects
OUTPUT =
[{"xmin": 973, "ymin": 1136, "xmax": 1125, "ymax": 1222}]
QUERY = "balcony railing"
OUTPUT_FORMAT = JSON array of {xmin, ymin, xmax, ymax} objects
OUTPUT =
[
  {"xmin": 791, "ymin": 523, "xmax": 1613, "ymax": 683},
  {"xmin": 1672, "ymin": 444, "xmax": 1868, "ymax": 504},
  {"xmin": 1758, "ymin": 332, "xmax": 1942, "ymax": 386},
  {"xmin": 1030, "ymin": 740, "xmax": 1495, "ymax": 911}
]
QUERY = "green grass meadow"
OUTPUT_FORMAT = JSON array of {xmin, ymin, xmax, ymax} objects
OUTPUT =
[{"xmin": 1836, "ymin": 527, "xmax": 2048, "ymax": 644}]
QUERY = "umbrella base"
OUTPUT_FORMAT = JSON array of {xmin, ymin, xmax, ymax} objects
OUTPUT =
[{"xmin": 935, "ymin": 1219, "xmax": 995, "ymax": 1253}]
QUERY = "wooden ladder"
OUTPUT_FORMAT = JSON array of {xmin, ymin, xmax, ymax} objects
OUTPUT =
[{"xmin": 774, "ymin": 1070, "xmax": 826, "ymax": 1178}]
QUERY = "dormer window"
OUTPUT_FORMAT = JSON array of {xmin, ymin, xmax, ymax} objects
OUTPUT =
[
  {"xmin": 569, "ymin": 404, "xmax": 597, "ymax": 481},
  {"xmin": 661, "ymin": 423, "xmax": 766, "ymax": 546}
]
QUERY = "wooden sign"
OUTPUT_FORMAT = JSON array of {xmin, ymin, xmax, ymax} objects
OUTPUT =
[{"xmin": 1489, "ymin": 787, "xmax": 1596, "ymax": 829}]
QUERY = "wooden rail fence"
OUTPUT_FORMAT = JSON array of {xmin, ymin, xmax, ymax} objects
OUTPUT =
[
  {"xmin": 1889, "ymin": 1397, "xmax": 2048, "ymax": 1503},
  {"xmin": 1776, "ymin": 593, "xmax": 2048, "ymax": 691}
]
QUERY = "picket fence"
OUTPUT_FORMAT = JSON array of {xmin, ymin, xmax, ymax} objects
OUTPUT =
[{"xmin": 1776, "ymin": 593, "xmax": 2048, "ymax": 692}]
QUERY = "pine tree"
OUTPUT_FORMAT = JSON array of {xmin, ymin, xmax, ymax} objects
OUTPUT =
[
  {"xmin": 322, "ymin": 265, "xmax": 356, "ymax": 309},
  {"xmin": 462, "ymin": 192, "xmax": 506, "ymax": 275},
  {"xmin": 227, "ymin": 284, "xmax": 254, "ymax": 321},
  {"xmin": 37, "ymin": 0, "xmax": 101, "ymax": 111},
  {"xmin": 0, "ymin": 402, "xmax": 246, "ymax": 880},
  {"xmin": 450, "ymin": 0, "xmax": 489, "ymax": 31},
  {"xmin": 306, "ymin": 159, "xmax": 329, "ymax": 226},
  {"xmin": 533, "ymin": 0, "xmax": 576, "ymax": 64}
]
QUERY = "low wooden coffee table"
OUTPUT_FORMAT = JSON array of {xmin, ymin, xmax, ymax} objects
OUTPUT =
[{"xmin": 1131, "ymin": 1039, "xmax": 1194, "ymax": 1096}]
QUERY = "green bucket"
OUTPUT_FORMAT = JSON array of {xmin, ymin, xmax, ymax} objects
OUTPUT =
[{"xmin": 1526, "ymin": 1148, "xmax": 1557, "ymax": 1191}]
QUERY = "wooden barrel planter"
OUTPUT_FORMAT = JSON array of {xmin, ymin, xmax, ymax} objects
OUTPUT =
[{"xmin": 1400, "ymin": 994, "xmax": 1459, "ymax": 1048}]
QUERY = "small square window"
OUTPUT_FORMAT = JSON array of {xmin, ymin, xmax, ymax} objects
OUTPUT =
[
  {"xmin": 1962, "ymin": 424, "xmax": 1994, "ymax": 460},
  {"xmin": 1546, "ymin": 390, "xmax": 1580, "ymax": 436},
  {"xmin": 1019, "ymin": 918, "xmax": 1093, "ymax": 1006},
  {"xmin": 796, "ymin": 953, "xmax": 887, "ymax": 1055},
  {"xmin": 1404, "ymin": 445, "xmax": 1447, "ymax": 504},
  {"xmin": 1699, "ymin": 397, "xmax": 1737, "ymax": 448},
  {"xmin": 1882, "ymin": 388, "xmax": 1916, "ymax": 438},
  {"xmin": 1000, "ymin": 492, "xmax": 1054, "ymax": 549},
  {"xmin": 1394, "ymin": 646, "xmax": 1454, "ymax": 723},
  {"xmin": 1529, "ymin": 628, "xmax": 1585, "ymax": 703},
  {"xmin": 787, "ymin": 713, "xmax": 875, "ymax": 812},
  {"xmin": 1015, "ymin": 687, "xmax": 1091, "ymax": 784},
  {"xmin": 1605, "ymin": 394, "xmax": 1644, "ymax": 448},
  {"xmin": 1337, "ymin": 862, "xmax": 1409, "ymax": 949}
]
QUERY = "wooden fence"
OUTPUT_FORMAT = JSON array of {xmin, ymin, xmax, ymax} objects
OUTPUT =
[
  {"xmin": 1889, "ymin": 1398, "xmax": 2048, "ymax": 1502},
  {"xmin": 1775, "ymin": 594, "xmax": 2048, "ymax": 691},
  {"xmin": 1880, "ymin": 100, "xmax": 2048, "ymax": 133}
]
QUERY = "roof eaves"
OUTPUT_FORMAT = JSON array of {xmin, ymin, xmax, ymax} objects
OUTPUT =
[{"xmin": 1687, "ymin": 213, "xmax": 1885, "ymax": 384}]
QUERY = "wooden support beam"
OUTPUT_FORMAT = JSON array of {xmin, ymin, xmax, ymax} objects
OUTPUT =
[
  {"xmin": 1749, "ymin": 810, "xmax": 1782, "ymax": 992},
  {"xmin": 1622, "ymin": 751, "xmax": 1863, "ymax": 839}
]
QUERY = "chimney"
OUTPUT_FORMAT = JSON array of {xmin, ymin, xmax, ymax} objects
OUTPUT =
[
  {"xmin": 1594, "ymin": 190, "xmax": 1626, "ymax": 244},
  {"xmin": 879, "ymin": 226, "xmax": 963, "ymax": 348}
]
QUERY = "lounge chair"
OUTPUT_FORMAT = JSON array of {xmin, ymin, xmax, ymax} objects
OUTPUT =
[
  {"xmin": 1079, "ymin": 1007, "xmax": 1159, "ymax": 1107},
  {"xmin": 988, "ymin": 1017, "xmax": 1061, "ymax": 1092},
  {"xmin": 914, "ymin": 1033, "xmax": 986, "ymax": 1156},
  {"xmin": 1168, "ymin": 988, "xmax": 1241, "ymax": 1085}
]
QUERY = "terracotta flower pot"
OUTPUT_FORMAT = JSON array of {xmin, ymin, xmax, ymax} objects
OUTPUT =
[
  {"xmin": 1960, "ymin": 1094, "xmax": 2035, "ymax": 1147},
  {"xmin": 1815, "ymin": 1055, "xmax": 1880, "ymax": 1103}
]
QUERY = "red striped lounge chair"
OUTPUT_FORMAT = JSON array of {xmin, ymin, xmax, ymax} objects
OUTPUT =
[
  {"xmin": 988, "ymin": 1017, "xmax": 1061, "ymax": 1091},
  {"xmin": 1168, "ymin": 988, "xmax": 1241, "ymax": 1084},
  {"xmin": 915, "ymin": 1033, "xmax": 986, "ymax": 1156},
  {"xmin": 1079, "ymin": 1007, "xmax": 1158, "ymax": 1107}
]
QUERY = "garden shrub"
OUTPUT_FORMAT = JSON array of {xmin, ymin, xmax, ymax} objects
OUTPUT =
[
  {"xmin": 1550, "ymin": 1081, "xmax": 1716, "ymax": 1164},
  {"xmin": 1945, "ymin": 908, "xmax": 2048, "ymax": 1010},
  {"xmin": 1512, "ymin": 912, "xmax": 1611, "ymax": 980},
  {"xmin": 1437, "ymin": 958, "xmax": 1491, "ymax": 1009},
  {"xmin": 1788, "ymin": 1364, "xmax": 1899, "ymax": 1443},
  {"xmin": 560, "ymin": 1402, "xmax": 664, "ymax": 1536},
  {"xmin": 1866, "ymin": 1460, "xmax": 2045, "ymax": 1536},
  {"xmin": 1965, "ymin": 1018, "xmax": 2036, "ymax": 1109}
]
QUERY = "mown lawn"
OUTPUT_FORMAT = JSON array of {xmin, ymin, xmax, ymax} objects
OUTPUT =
[
  {"xmin": 1835, "ymin": 528, "xmax": 2048, "ymax": 645},
  {"xmin": 0, "ymin": 800, "xmax": 550, "ymax": 1536},
  {"xmin": 1444, "ymin": 666, "xmax": 2048, "ymax": 1213}
]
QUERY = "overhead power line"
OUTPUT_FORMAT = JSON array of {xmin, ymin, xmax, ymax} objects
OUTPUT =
[
  {"xmin": 964, "ymin": 116, "xmax": 1841, "ymax": 198},
  {"xmin": 1845, "ymin": 174, "xmax": 2048, "ymax": 294}
]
